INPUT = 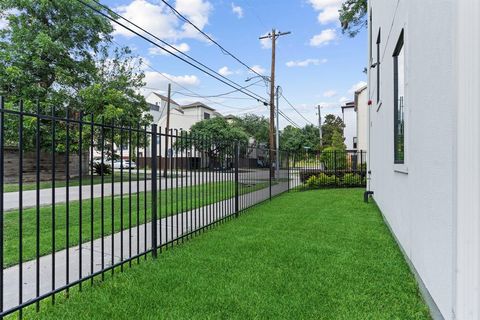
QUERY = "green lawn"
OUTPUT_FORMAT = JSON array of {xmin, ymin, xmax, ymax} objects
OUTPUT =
[
  {"xmin": 4, "ymin": 180, "xmax": 270, "ymax": 267},
  {"xmin": 4, "ymin": 172, "xmax": 148, "ymax": 193},
  {"xmin": 25, "ymin": 189, "xmax": 430, "ymax": 319}
]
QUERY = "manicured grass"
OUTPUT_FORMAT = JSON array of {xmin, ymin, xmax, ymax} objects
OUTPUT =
[
  {"xmin": 4, "ymin": 180, "xmax": 270, "ymax": 267},
  {"xmin": 4, "ymin": 172, "xmax": 147, "ymax": 193},
  {"xmin": 26, "ymin": 189, "xmax": 430, "ymax": 319}
]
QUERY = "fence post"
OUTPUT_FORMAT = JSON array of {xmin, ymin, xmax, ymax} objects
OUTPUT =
[
  {"xmin": 360, "ymin": 150, "xmax": 364, "ymax": 186},
  {"xmin": 334, "ymin": 150, "xmax": 337, "ymax": 186},
  {"xmin": 287, "ymin": 152, "xmax": 290, "ymax": 192},
  {"xmin": 234, "ymin": 142, "xmax": 239, "ymax": 217},
  {"xmin": 151, "ymin": 124, "xmax": 158, "ymax": 258},
  {"xmin": 269, "ymin": 151, "xmax": 272, "ymax": 200}
]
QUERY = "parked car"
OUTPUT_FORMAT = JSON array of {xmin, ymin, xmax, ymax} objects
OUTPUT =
[{"xmin": 113, "ymin": 160, "xmax": 137, "ymax": 169}]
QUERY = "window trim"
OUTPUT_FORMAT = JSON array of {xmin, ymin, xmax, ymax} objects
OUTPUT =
[
  {"xmin": 393, "ymin": 29, "xmax": 405, "ymax": 165},
  {"xmin": 376, "ymin": 28, "xmax": 381, "ymax": 104}
]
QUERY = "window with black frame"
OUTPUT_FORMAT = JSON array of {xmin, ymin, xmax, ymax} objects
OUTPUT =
[
  {"xmin": 393, "ymin": 30, "xmax": 405, "ymax": 164},
  {"xmin": 376, "ymin": 29, "xmax": 381, "ymax": 103}
]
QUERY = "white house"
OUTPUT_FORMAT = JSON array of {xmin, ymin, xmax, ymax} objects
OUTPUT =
[
  {"xmin": 354, "ymin": 85, "xmax": 368, "ymax": 151},
  {"xmin": 142, "ymin": 93, "xmax": 222, "ymax": 165},
  {"xmin": 367, "ymin": 1, "xmax": 480, "ymax": 319},
  {"xmin": 340, "ymin": 101, "xmax": 357, "ymax": 150}
]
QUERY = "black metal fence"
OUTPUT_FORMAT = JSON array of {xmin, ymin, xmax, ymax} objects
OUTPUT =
[
  {"xmin": 0, "ymin": 99, "xmax": 366, "ymax": 318},
  {"xmin": 289, "ymin": 149, "xmax": 367, "ymax": 190},
  {"xmin": 0, "ymin": 99, "xmax": 293, "ymax": 318}
]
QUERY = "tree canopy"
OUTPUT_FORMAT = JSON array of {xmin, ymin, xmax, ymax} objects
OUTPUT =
[
  {"xmin": 321, "ymin": 114, "xmax": 346, "ymax": 147},
  {"xmin": 232, "ymin": 114, "xmax": 269, "ymax": 147},
  {"xmin": 177, "ymin": 117, "xmax": 249, "ymax": 162},
  {"xmin": 0, "ymin": 0, "xmax": 151, "ymax": 152},
  {"xmin": 339, "ymin": 0, "xmax": 368, "ymax": 37}
]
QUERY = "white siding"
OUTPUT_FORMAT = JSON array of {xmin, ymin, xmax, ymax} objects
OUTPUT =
[
  {"xmin": 355, "ymin": 88, "xmax": 368, "ymax": 151},
  {"xmin": 455, "ymin": 1, "xmax": 480, "ymax": 318},
  {"xmin": 342, "ymin": 107, "xmax": 357, "ymax": 150},
  {"xmin": 368, "ymin": 1, "xmax": 456, "ymax": 318}
]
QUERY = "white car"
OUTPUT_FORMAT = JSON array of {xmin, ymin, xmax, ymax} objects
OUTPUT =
[{"xmin": 113, "ymin": 160, "xmax": 137, "ymax": 169}]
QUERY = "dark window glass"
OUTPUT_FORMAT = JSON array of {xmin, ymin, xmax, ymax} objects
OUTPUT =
[
  {"xmin": 393, "ymin": 30, "xmax": 405, "ymax": 164},
  {"xmin": 376, "ymin": 29, "xmax": 381, "ymax": 103},
  {"xmin": 204, "ymin": 112, "xmax": 210, "ymax": 119}
]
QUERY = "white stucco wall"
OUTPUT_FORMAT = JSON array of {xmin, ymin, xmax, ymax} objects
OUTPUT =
[
  {"xmin": 368, "ymin": 1, "xmax": 456, "ymax": 318},
  {"xmin": 342, "ymin": 107, "xmax": 357, "ymax": 150},
  {"xmin": 455, "ymin": 1, "xmax": 480, "ymax": 318},
  {"xmin": 355, "ymin": 88, "xmax": 368, "ymax": 151}
]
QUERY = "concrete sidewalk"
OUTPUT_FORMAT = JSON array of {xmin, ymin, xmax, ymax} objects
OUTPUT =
[{"xmin": 2, "ymin": 180, "xmax": 293, "ymax": 312}]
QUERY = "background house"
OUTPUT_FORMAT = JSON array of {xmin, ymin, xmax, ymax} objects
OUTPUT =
[
  {"xmin": 341, "ymin": 101, "xmax": 357, "ymax": 150},
  {"xmin": 367, "ymin": 1, "xmax": 480, "ymax": 319},
  {"xmin": 354, "ymin": 85, "xmax": 368, "ymax": 152}
]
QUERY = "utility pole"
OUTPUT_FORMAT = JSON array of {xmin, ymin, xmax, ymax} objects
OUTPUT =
[
  {"xmin": 317, "ymin": 105, "xmax": 323, "ymax": 147},
  {"xmin": 259, "ymin": 29, "xmax": 290, "ymax": 179},
  {"xmin": 275, "ymin": 85, "xmax": 281, "ymax": 178},
  {"xmin": 163, "ymin": 83, "xmax": 171, "ymax": 178}
]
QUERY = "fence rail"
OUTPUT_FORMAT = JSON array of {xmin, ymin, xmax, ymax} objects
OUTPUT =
[{"xmin": 0, "ymin": 99, "xmax": 365, "ymax": 318}]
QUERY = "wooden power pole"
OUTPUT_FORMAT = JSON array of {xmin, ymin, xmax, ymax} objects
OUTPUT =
[
  {"xmin": 163, "ymin": 83, "xmax": 171, "ymax": 178},
  {"xmin": 259, "ymin": 29, "xmax": 290, "ymax": 178}
]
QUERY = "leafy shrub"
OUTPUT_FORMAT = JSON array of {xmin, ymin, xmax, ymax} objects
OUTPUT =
[
  {"xmin": 305, "ymin": 173, "xmax": 337, "ymax": 189},
  {"xmin": 92, "ymin": 162, "xmax": 111, "ymax": 176},
  {"xmin": 342, "ymin": 173, "xmax": 362, "ymax": 186},
  {"xmin": 320, "ymin": 147, "xmax": 347, "ymax": 170},
  {"xmin": 300, "ymin": 169, "xmax": 323, "ymax": 183}
]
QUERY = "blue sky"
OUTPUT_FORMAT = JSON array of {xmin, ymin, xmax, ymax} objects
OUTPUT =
[{"xmin": 103, "ymin": 0, "xmax": 367, "ymax": 128}]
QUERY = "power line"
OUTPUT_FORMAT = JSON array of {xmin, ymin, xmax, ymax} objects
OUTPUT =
[
  {"xmin": 76, "ymin": 0, "xmax": 269, "ymax": 104},
  {"xmin": 280, "ymin": 93, "xmax": 315, "ymax": 126},
  {"xmin": 159, "ymin": 0, "xmax": 267, "ymax": 80},
  {"xmin": 278, "ymin": 109, "xmax": 301, "ymax": 128},
  {"xmin": 172, "ymin": 79, "xmax": 264, "ymax": 98}
]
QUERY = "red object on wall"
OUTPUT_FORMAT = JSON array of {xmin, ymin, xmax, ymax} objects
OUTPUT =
[{"xmin": 368, "ymin": 100, "xmax": 372, "ymax": 106}]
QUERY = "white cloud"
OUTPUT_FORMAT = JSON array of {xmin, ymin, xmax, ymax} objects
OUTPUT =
[
  {"xmin": 148, "ymin": 42, "xmax": 190, "ymax": 55},
  {"xmin": 310, "ymin": 29, "xmax": 336, "ymax": 46},
  {"xmin": 286, "ymin": 58, "xmax": 326, "ymax": 68},
  {"xmin": 113, "ymin": 0, "xmax": 212, "ymax": 42},
  {"xmin": 323, "ymin": 90, "xmax": 337, "ymax": 98},
  {"xmin": 144, "ymin": 71, "xmax": 200, "ymax": 90},
  {"xmin": 249, "ymin": 65, "xmax": 266, "ymax": 75},
  {"xmin": 348, "ymin": 81, "xmax": 367, "ymax": 94},
  {"xmin": 308, "ymin": 0, "xmax": 342, "ymax": 11},
  {"xmin": 176, "ymin": 0, "xmax": 213, "ymax": 38},
  {"xmin": 0, "ymin": 17, "xmax": 7, "ymax": 29},
  {"xmin": 318, "ymin": 6, "xmax": 339, "ymax": 24},
  {"xmin": 308, "ymin": 0, "xmax": 341, "ymax": 25},
  {"xmin": 260, "ymin": 32, "xmax": 271, "ymax": 49},
  {"xmin": 339, "ymin": 96, "xmax": 350, "ymax": 104},
  {"xmin": 218, "ymin": 66, "xmax": 233, "ymax": 76},
  {"xmin": 231, "ymin": 3, "xmax": 244, "ymax": 18}
]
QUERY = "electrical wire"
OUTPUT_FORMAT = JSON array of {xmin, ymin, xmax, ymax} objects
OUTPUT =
[
  {"xmin": 159, "ymin": 0, "xmax": 268, "ymax": 80},
  {"xmin": 280, "ymin": 93, "xmax": 315, "ymax": 126},
  {"xmin": 76, "ymin": 0, "xmax": 269, "ymax": 104}
]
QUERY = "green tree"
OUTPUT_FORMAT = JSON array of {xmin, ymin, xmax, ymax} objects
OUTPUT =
[
  {"xmin": 279, "ymin": 125, "xmax": 304, "ymax": 153},
  {"xmin": 0, "ymin": 0, "xmax": 151, "ymax": 153},
  {"xmin": 0, "ymin": 0, "xmax": 112, "ymax": 103},
  {"xmin": 232, "ymin": 114, "xmax": 269, "ymax": 147},
  {"xmin": 177, "ymin": 117, "xmax": 249, "ymax": 168},
  {"xmin": 340, "ymin": 0, "xmax": 368, "ymax": 37},
  {"xmin": 321, "ymin": 114, "xmax": 345, "ymax": 147},
  {"xmin": 302, "ymin": 124, "xmax": 321, "ymax": 151},
  {"xmin": 331, "ymin": 130, "xmax": 346, "ymax": 151}
]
